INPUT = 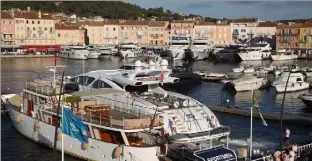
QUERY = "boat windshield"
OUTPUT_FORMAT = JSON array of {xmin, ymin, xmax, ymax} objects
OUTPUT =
[
  {"xmin": 250, "ymin": 44, "xmax": 267, "ymax": 47},
  {"xmin": 193, "ymin": 43, "xmax": 207, "ymax": 45},
  {"xmin": 119, "ymin": 65, "xmax": 135, "ymax": 70},
  {"xmin": 172, "ymin": 43, "xmax": 189, "ymax": 45}
]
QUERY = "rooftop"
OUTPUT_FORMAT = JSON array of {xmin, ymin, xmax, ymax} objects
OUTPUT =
[
  {"xmin": 258, "ymin": 21, "xmax": 278, "ymax": 27},
  {"xmin": 103, "ymin": 19, "xmax": 120, "ymax": 25},
  {"xmin": 148, "ymin": 21, "xmax": 168, "ymax": 27},
  {"xmin": 1, "ymin": 11, "xmax": 13, "ymax": 19},
  {"xmin": 86, "ymin": 21, "xmax": 105, "ymax": 26},
  {"xmin": 120, "ymin": 20, "xmax": 150, "ymax": 26},
  {"xmin": 11, "ymin": 11, "xmax": 53, "ymax": 20},
  {"xmin": 231, "ymin": 18, "xmax": 258, "ymax": 23},
  {"xmin": 171, "ymin": 20, "xmax": 195, "ymax": 24},
  {"xmin": 55, "ymin": 23, "xmax": 85, "ymax": 30},
  {"xmin": 196, "ymin": 21, "xmax": 216, "ymax": 26}
]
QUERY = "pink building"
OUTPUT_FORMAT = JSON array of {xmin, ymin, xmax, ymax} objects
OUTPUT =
[
  {"xmin": 1, "ymin": 11, "xmax": 15, "ymax": 45},
  {"xmin": 148, "ymin": 21, "xmax": 169, "ymax": 46},
  {"xmin": 55, "ymin": 23, "xmax": 86, "ymax": 45},
  {"xmin": 215, "ymin": 21, "xmax": 232, "ymax": 46},
  {"xmin": 119, "ymin": 20, "xmax": 150, "ymax": 45},
  {"xmin": 170, "ymin": 20, "xmax": 195, "ymax": 39}
]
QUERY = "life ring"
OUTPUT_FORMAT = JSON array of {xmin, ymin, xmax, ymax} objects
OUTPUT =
[
  {"xmin": 173, "ymin": 101, "xmax": 179, "ymax": 108},
  {"xmin": 34, "ymin": 121, "xmax": 40, "ymax": 131},
  {"xmin": 82, "ymin": 142, "xmax": 89, "ymax": 150},
  {"xmin": 182, "ymin": 100, "xmax": 188, "ymax": 107},
  {"xmin": 57, "ymin": 131, "xmax": 62, "ymax": 141},
  {"xmin": 16, "ymin": 113, "xmax": 22, "ymax": 123},
  {"xmin": 112, "ymin": 145, "xmax": 122, "ymax": 159}
]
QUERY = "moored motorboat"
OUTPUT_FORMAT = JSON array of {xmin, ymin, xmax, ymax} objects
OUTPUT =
[
  {"xmin": 271, "ymin": 49, "xmax": 298, "ymax": 61},
  {"xmin": 299, "ymin": 93, "xmax": 312, "ymax": 110},
  {"xmin": 87, "ymin": 48, "xmax": 101, "ymax": 59},
  {"xmin": 233, "ymin": 65, "xmax": 244, "ymax": 73},
  {"xmin": 272, "ymin": 72, "xmax": 309, "ymax": 93},
  {"xmin": 225, "ymin": 75, "xmax": 268, "ymax": 92},
  {"xmin": 194, "ymin": 71, "xmax": 227, "ymax": 82},
  {"xmin": 238, "ymin": 41, "xmax": 272, "ymax": 61}
]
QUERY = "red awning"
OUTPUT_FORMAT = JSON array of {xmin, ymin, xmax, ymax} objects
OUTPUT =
[{"xmin": 22, "ymin": 45, "xmax": 62, "ymax": 51}]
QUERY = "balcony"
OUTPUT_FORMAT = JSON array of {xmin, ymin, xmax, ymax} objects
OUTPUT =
[{"xmin": 2, "ymin": 38, "xmax": 14, "ymax": 41}]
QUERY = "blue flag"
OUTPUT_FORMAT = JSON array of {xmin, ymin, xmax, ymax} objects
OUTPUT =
[{"xmin": 62, "ymin": 107, "xmax": 89, "ymax": 143}]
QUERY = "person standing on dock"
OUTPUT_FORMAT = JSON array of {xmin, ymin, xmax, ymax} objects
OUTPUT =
[{"xmin": 285, "ymin": 127, "xmax": 290, "ymax": 146}]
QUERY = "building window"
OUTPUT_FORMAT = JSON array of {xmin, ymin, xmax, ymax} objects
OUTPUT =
[
  {"xmin": 241, "ymin": 29, "xmax": 246, "ymax": 32},
  {"xmin": 58, "ymin": 33, "xmax": 61, "ymax": 38},
  {"xmin": 33, "ymin": 27, "xmax": 35, "ymax": 31},
  {"xmin": 106, "ymin": 27, "xmax": 108, "ymax": 31},
  {"xmin": 45, "ymin": 27, "xmax": 47, "ymax": 31},
  {"xmin": 38, "ymin": 21, "xmax": 40, "ymax": 24},
  {"xmin": 33, "ymin": 34, "xmax": 36, "ymax": 39},
  {"xmin": 113, "ymin": 27, "xmax": 116, "ymax": 31},
  {"xmin": 15, "ymin": 20, "xmax": 18, "ymax": 24},
  {"xmin": 32, "ymin": 21, "xmax": 34, "ymax": 24},
  {"xmin": 26, "ymin": 20, "xmax": 29, "ymax": 24}
]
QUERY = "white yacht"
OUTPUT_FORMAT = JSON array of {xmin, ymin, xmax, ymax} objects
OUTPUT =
[
  {"xmin": 271, "ymin": 49, "xmax": 298, "ymax": 61},
  {"xmin": 187, "ymin": 39, "xmax": 209, "ymax": 60},
  {"xmin": 233, "ymin": 65, "xmax": 244, "ymax": 73},
  {"xmin": 272, "ymin": 72, "xmax": 309, "ymax": 93},
  {"xmin": 97, "ymin": 46, "xmax": 116, "ymax": 56},
  {"xmin": 64, "ymin": 59, "xmax": 230, "ymax": 144},
  {"xmin": 87, "ymin": 48, "xmax": 101, "ymax": 59},
  {"xmin": 119, "ymin": 43, "xmax": 141, "ymax": 58},
  {"xmin": 238, "ymin": 41, "xmax": 272, "ymax": 61},
  {"xmin": 1, "ymin": 69, "xmax": 169, "ymax": 161},
  {"xmin": 214, "ymin": 45, "xmax": 244, "ymax": 62},
  {"xmin": 59, "ymin": 46, "xmax": 90, "ymax": 60},
  {"xmin": 168, "ymin": 36, "xmax": 191, "ymax": 60},
  {"xmin": 226, "ymin": 75, "xmax": 268, "ymax": 92}
]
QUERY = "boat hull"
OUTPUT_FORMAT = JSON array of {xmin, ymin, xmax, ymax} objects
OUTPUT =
[
  {"xmin": 169, "ymin": 49, "xmax": 186, "ymax": 60},
  {"xmin": 191, "ymin": 51, "xmax": 209, "ymax": 60},
  {"xmin": 119, "ymin": 51, "xmax": 138, "ymax": 58},
  {"xmin": 214, "ymin": 52, "xmax": 239, "ymax": 62},
  {"xmin": 88, "ymin": 53, "xmax": 101, "ymax": 59},
  {"xmin": 238, "ymin": 51, "xmax": 271, "ymax": 61},
  {"xmin": 59, "ymin": 52, "xmax": 89, "ymax": 60},
  {"xmin": 271, "ymin": 55, "xmax": 298, "ymax": 61},
  {"xmin": 4, "ymin": 102, "xmax": 161, "ymax": 161},
  {"xmin": 274, "ymin": 82, "xmax": 310, "ymax": 93},
  {"xmin": 300, "ymin": 95, "xmax": 312, "ymax": 110}
]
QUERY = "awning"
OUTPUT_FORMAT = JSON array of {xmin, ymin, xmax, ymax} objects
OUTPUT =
[
  {"xmin": 194, "ymin": 146, "xmax": 237, "ymax": 161},
  {"xmin": 70, "ymin": 89, "xmax": 126, "ymax": 97}
]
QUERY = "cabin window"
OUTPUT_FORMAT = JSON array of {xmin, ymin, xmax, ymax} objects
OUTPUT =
[
  {"xmin": 92, "ymin": 80, "xmax": 112, "ymax": 89},
  {"xmin": 111, "ymin": 81, "xmax": 124, "ymax": 89},
  {"xmin": 96, "ymin": 128, "xmax": 125, "ymax": 144},
  {"xmin": 78, "ymin": 76, "xmax": 95, "ymax": 86},
  {"xmin": 297, "ymin": 78, "xmax": 302, "ymax": 82},
  {"xmin": 70, "ymin": 77, "xmax": 78, "ymax": 83}
]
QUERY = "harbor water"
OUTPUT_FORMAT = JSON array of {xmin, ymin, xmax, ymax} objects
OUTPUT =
[{"xmin": 1, "ymin": 57, "xmax": 312, "ymax": 161}]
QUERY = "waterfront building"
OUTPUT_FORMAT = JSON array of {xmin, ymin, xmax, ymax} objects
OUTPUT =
[
  {"xmin": 194, "ymin": 21, "xmax": 216, "ymax": 45},
  {"xmin": 170, "ymin": 20, "xmax": 195, "ymax": 39},
  {"xmin": 164, "ymin": 24, "xmax": 171, "ymax": 46},
  {"xmin": 119, "ymin": 20, "xmax": 150, "ymax": 45},
  {"xmin": 230, "ymin": 18, "xmax": 259, "ymax": 44},
  {"xmin": 1, "ymin": 11, "xmax": 15, "ymax": 46},
  {"xmin": 215, "ymin": 20, "xmax": 232, "ymax": 46},
  {"xmin": 12, "ymin": 10, "xmax": 26, "ymax": 46},
  {"xmin": 298, "ymin": 22, "xmax": 312, "ymax": 53},
  {"xmin": 276, "ymin": 23, "xmax": 302, "ymax": 51},
  {"xmin": 254, "ymin": 21, "xmax": 278, "ymax": 49},
  {"xmin": 103, "ymin": 19, "xmax": 120, "ymax": 46},
  {"xmin": 55, "ymin": 23, "xmax": 86, "ymax": 45},
  {"xmin": 148, "ymin": 21, "xmax": 169, "ymax": 46},
  {"xmin": 85, "ymin": 21, "xmax": 105, "ymax": 45}
]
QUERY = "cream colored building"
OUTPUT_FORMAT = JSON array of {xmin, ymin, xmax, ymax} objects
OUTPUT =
[
  {"xmin": 85, "ymin": 21, "xmax": 105, "ymax": 45},
  {"xmin": 55, "ymin": 23, "xmax": 86, "ymax": 45},
  {"xmin": 215, "ymin": 21, "xmax": 232, "ymax": 46},
  {"xmin": 12, "ymin": 11, "xmax": 26, "ymax": 45},
  {"xmin": 119, "ymin": 20, "xmax": 150, "ymax": 45},
  {"xmin": 24, "ymin": 11, "xmax": 55, "ymax": 45},
  {"xmin": 103, "ymin": 20, "xmax": 120, "ymax": 45},
  {"xmin": 194, "ymin": 21, "xmax": 216, "ymax": 45},
  {"xmin": 148, "ymin": 21, "xmax": 169, "ymax": 46},
  {"xmin": 230, "ymin": 18, "xmax": 259, "ymax": 43}
]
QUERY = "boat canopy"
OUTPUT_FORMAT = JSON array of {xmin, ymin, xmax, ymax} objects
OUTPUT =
[{"xmin": 70, "ymin": 89, "xmax": 126, "ymax": 97}]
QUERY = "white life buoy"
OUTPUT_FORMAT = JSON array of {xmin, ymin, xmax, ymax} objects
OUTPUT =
[
  {"xmin": 182, "ymin": 100, "xmax": 188, "ymax": 107},
  {"xmin": 173, "ymin": 101, "xmax": 179, "ymax": 108},
  {"xmin": 112, "ymin": 145, "xmax": 122, "ymax": 159}
]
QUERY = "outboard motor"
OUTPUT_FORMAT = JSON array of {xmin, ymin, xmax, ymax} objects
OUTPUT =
[{"xmin": 64, "ymin": 83, "xmax": 79, "ymax": 93}]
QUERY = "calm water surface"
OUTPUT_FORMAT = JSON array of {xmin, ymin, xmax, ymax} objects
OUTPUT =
[{"xmin": 1, "ymin": 57, "xmax": 312, "ymax": 161}]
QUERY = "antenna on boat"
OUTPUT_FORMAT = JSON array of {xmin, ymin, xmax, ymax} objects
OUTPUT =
[{"xmin": 279, "ymin": 58, "xmax": 296, "ymax": 150}]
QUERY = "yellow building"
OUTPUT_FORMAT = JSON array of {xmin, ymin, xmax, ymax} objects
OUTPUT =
[
  {"xmin": 119, "ymin": 20, "xmax": 150, "ymax": 45},
  {"xmin": 103, "ymin": 20, "xmax": 120, "ymax": 45},
  {"xmin": 148, "ymin": 21, "xmax": 169, "ymax": 46},
  {"xmin": 55, "ymin": 23, "xmax": 86, "ymax": 45},
  {"xmin": 299, "ymin": 23, "xmax": 312, "ymax": 51},
  {"xmin": 85, "ymin": 21, "xmax": 105, "ymax": 45}
]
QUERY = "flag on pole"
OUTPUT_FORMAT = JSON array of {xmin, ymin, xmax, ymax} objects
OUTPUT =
[
  {"xmin": 252, "ymin": 91, "xmax": 268, "ymax": 126},
  {"xmin": 62, "ymin": 107, "xmax": 89, "ymax": 143},
  {"xmin": 159, "ymin": 71, "xmax": 164, "ymax": 86}
]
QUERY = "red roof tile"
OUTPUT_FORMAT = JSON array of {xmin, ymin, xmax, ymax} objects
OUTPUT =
[
  {"xmin": 277, "ymin": 23, "xmax": 303, "ymax": 29},
  {"xmin": 171, "ymin": 20, "xmax": 194, "ymax": 24},
  {"xmin": 87, "ymin": 21, "xmax": 105, "ymax": 26},
  {"xmin": 258, "ymin": 21, "xmax": 278, "ymax": 27},
  {"xmin": 196, "ymin": 21, "xmax": 216, "ymax": 26},
  {"xmin": 148, "ymin": 21, "xmax": 168, "ymax": 27},
  {"xmin": 103, "ymin": 19, "xmax": 120, "ymax": 25},
  {"xmin": 55, "ymin": 23, "xmax": 85, "ymax": 30},
  {"xmin": 1, "ymin": 11, "xmax": 13, "ymax": 19},
  {"xmin": 11, "ymin": 11, "xmax": 52, "ymax": 19}
]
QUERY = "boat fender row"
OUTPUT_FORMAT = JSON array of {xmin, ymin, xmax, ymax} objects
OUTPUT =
[
  {"xmin": 57, "ymin": 131, "xmax": 62, "ymax": 141},
  {"xmin": 16, "ymin": 113, "xmax": 22, "ymax": 123},
  {"xmin": 82, "ymin": 143, "xmax": 88, "ymax": 150},
  {"xmin": 34, "ymin": 121, "xmax": 40, "ymax": 132}
]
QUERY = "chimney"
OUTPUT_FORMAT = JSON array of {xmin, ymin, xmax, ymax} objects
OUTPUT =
[
  {"xmin": 27, "ymin": 6, "xmax": 30, "ymax": 11},
  {"xmin": 38, "ymin": 10, "xmax": 41, "ymax": 18}
]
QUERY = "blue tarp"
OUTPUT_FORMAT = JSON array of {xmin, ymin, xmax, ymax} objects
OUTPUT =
[
  {"xmin": 194, "ymin": 146, "xmax": 237, "ymax": 161},
  {"xmin": 62, "ymin": 107, "xmax": 88, "ymax": 143}
]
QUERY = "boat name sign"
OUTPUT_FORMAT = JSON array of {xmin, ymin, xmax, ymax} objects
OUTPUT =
[{"xmin": 194, "ymin": 146, "xmax": 237, "ymax": 161}]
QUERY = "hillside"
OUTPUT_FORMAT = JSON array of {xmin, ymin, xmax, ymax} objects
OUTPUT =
[{"xmin": 1, "ymin": 1, "xmax": 205, "ymax": 20}]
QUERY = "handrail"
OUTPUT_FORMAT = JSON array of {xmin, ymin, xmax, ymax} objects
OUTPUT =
[
  {"xmin": 184, "ymin": 107, "xmax": 202, "ymax": 132},
  {"xmin": 177, "ymin": 108, "xmax": 192, "ymax": 131}
]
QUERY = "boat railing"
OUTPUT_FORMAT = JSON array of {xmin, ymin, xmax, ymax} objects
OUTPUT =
[
  {"xmin": 25, "ymin": 81, "xmax": 58, "ymax": 96},
  {"xmin": 75, "ymin": 110, "xmax": 160, "ymax": 130},
  {"xmin": 176, "ymin": 108, "xmax": 192, "ymax": 131}
]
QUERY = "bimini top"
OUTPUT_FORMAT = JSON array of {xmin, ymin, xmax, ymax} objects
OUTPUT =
[{"xmin": 71, "ymin": 89, "xmax": 126, "ymax": 97}]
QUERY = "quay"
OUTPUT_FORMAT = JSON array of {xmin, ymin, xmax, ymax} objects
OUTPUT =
[
  {"xmin": 0, "ymin": 55, "xmax": 54, "ymax": 58},
  {"xmin": 209, "ymin": 105, "xmax": 312, "ymax": 125}
]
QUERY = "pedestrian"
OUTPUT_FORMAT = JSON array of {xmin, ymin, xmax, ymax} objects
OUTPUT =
[
  {"xmin": 169, "ymin": 117, "xmax": 177, "ymax": 135},
  {"xmin": 289, "ymin": 147, "xmax": 295, "ymax": 161},
  {"xmin": 285, "ymin": 127, "xmax": 290, "ymax": 146},
  {"xmin": 283, "ymin": 149, "xmax": 290, "ymax": 161}
]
